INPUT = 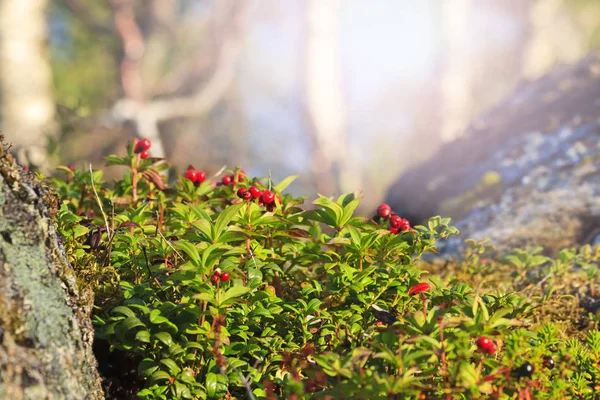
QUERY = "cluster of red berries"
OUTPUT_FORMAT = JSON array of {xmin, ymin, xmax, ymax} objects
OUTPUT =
[
  {"xmin": 185, "ymin": 167, "xmax": 207, "ymax": 186},
  {"xmin": 211, "ymin": 270, "xmax": 230, "ymax": 284},
  {"xmin": 133, "ymin": 138, "xmax": 152, "ymax": 159},
  {"xmin": 222, "ymin": 171, "xmax": 246, "ymax": 185},
  {"xmin": 476, "ymin": 336, "xmax": 497, "ymax": 355},
  {"xmin": 237, "ymin": 187, "xmax": 281, "ymax": 211},
  {"xmin": 376, "ymin": 203, "xmax": 411, "ymax": 233}
]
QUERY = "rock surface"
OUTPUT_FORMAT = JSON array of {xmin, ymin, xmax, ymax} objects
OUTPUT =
[
  {"xmin": 0, "ymin": 144, "xmax": 103, "ymax": 399},
  {"xmin": 386, "ymin": 54, "xmax": 600, "ymax": 255}
]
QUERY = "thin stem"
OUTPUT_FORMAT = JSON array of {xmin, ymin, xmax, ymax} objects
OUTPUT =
[{"xmin": 89, "ymin": 164, "xmax": 111, "ymax": 237}]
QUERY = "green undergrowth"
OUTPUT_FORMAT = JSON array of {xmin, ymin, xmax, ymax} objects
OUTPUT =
[{"xmin": 50, "ymin": 142, "xmax": 600, "ymax": 399}]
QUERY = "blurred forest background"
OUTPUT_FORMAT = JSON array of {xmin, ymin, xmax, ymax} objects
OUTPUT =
[{"xmin": 1, "ymin": 0, "xmax": 600, "ymax": 210}]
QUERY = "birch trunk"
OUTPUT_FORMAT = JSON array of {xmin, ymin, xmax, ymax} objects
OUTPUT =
[
  {"xmin": 0, "ymin": 0, "xmax": 57, "ymax": 169},
  {"xmin": 304, "ymin": 0, "xmax": 359, "ymax": 194}
]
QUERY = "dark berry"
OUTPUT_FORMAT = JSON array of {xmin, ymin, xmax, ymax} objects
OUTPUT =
[
  {"xmin": 222, "ymin": 175, "xmax": 234, "ymax": 185},
  {"xmin": 377, "ymin": 203, "xmax": 392, "ymax": 219},
  {"xmin": 221, "ymin": 272, "xmax": 230, "ymax": 282},
  {"xmin": 373, "ymin": 310, "xmax": 397, "ymax": 325},
  {"xmin": 237, "ymin": 188, "xmax": 248, "ymax": 199},
  {"xmin": 185, "ymin": 169, "xmax": 198, "ymax": 182},
  {"xmin": 261, "ymin": 190, "xmax": 275, "ymax": 205},
  {"xmin": 542, "ymin": 355, "xmax": 555, "ymax": 370},
  {"xmin": 242, "ymin": 190, "xmax": 252, "ymax": 200},
  {"xmin": 140, "ymin": 150, "xmax": 149, "ymax": 159},
  {"xmin": 511, "ymin": 362, "xmax": 534, "ymax": 378},
  {"xmin": 249, "ymin": 186, "xmax": 262, "ymax": 199}
]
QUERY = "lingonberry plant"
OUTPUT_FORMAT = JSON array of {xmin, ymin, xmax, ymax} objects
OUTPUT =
[{"xmin": 50, "ymin": 141, "xmax": 600, "ymax": 399}]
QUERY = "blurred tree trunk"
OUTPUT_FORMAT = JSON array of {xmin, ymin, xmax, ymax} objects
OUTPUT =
[
  {"xmin": 304, "ymin": 0, "xmax": 359, "ymax": 195},
  {"xmin": 522, "ymin": 0, "xmax": 586, "ymax": 79},
  {"xmin": 0, "ymin": 0, "xmax": 57, "ymax": 170},
  {"xmin": 439, "ymin": 0, "xmax": 474, "ymax": 143}
]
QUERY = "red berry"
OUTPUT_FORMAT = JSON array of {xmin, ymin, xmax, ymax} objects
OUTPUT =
[
  {"xmin": 236, "ymin": 170, "xmax": 246, "ymax": 182},
  {"xmin": 134, "ymin": 138, "xmax": 151, "ymax": 153},
  {"xmin": 408, "ymin": 282, "xmax": 431, "ymax": 296},
  {"xmin": 377, "ymin": 203, "xmax": 392, "ymax": 219},
  {"xmin": 140, "ymin": 138, "xmax": 152, "ymax": 150},
  {"xmin": 185, "ymin": 169, "xmax": 198, "ymax": 182},
  {"xmin": 211, "ymin": 273, "xmax": 220, "ymax": 283},
  {"xmin": 266, "ymin": 203, "xmax": 275, "ymax": 212},
  {"xmin": 388, "ymin": 227, "xmax": 399, "ymax": 234},
  {"xmin": 261, "ymin": 190, "xmax": 275, "ymax": 205},
  {"xmin": 398, "ymin": 218, "xmax": 411, "ymax": 231},
  {"xmin": 476, "ymin": 337, "xmax": 495, "ymax": 353},
  {"xmin": 222, "ymin": 175, "xmax": 234, "ymax": 185},
  {"xmin": 196, "ymin": 171, "xmax": 206, "ymax": 184},
  {"xmin": 237, "ymin": 188, "xmax": 248, "ymax": 199},
  {"xmin": 140, "ymin": 150, "xmax": 149, "ymax": 159},
  {"xmin": 249, "ymin": 186, "xmax": 262, "ymax": 199},
  {"xmin": 389, "ymin": 215, "xmax": 402, "ymax": 229},
  {"xmin": 221, "ymin": 272, "xmax": 230, "ymax": 282}
]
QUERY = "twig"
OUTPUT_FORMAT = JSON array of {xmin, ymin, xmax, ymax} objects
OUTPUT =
[
  {"xmin": 156, "ymin": 229, "xmax": 183, "ymax": 259},
  {"xmin": 142, "ymin": 246, "xmax": 163, "ymax": 289},
  {"xmin": 226, "ymin": 357, "xmax": 257, "ymax": 400},
  {"xmin": 89, "ymin": 164, "xmax": 111, "ymax": 237}
]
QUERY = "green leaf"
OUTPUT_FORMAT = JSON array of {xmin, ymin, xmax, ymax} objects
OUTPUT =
[
  {"xmin": 138, "ymin": 358, "xmax": 159, "ymax": 378},
  {"xmin": 160, "ymin": 358, "xmax": 182, "ymax": 375},
  {"xmin": 149, "ymin": 309, "xmax": 169, "ymax": 324},
  {"xmin": 205, "ymin": 372, "xmax": 228, "ymax": 399},
  {"xmin": 213, "ymin": 202, "xmax": 245, "ymax": 241},
  {"xmin": 218, "ymin": 286, "xmax": 251, "ymax": 307},
  {"xmin": 339, "ymin": 197, "xmax": 361, "ymax": 227},
  {"xmin": 136, "ymin": 330, "xmax": 151, "ymax": 343},
  {"xmin": 111, "ymin": 306, "xmax": 136, "ymax": 319},
  {"xmin": 105, "ymin": 155, "xmax": 129, "ymax": 167},
  {"xmin": 115, "ymin": 317, "xmax": 146, "ymax": 340},
  {"xmin": 173, "ymin": 241, "xmax": 201, "ymax": 267},
  {"xmin": 313, "ymin": 195, "xmax": 344, "ymax": 227},
  {"xmin": 154, "ymin": 332, "xmax": 173, "ymax": 346},
  {"xmin": 150, "ymin": 370, "xmax": 172, "ymax": 384},
  {"xmin": 273, "ymin": 175, "xmax": 297, "ymax": 192}
]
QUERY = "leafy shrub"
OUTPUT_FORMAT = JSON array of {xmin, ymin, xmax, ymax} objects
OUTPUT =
[{"xmin": 51, "ymin": 142, "xmax": 600, "ymax": 399}]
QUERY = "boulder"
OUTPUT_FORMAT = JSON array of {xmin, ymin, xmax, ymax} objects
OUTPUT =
[
  {"xmin": 386, "ymin": 54, "xmax": 600, "ymax": 255},
  {"xmin": 0, "ymin": 143, "xmax": 103, "ymax": 399}
]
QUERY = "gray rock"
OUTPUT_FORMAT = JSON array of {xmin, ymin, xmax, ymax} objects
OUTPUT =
[{"xmin": 386, "ymin": 54, "xmax": 600, "ymax": 255}]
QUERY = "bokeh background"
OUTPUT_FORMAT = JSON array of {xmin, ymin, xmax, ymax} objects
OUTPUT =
[{"xmin": 1, "ymin": 0, "xmax": 600, "ymax": 211}]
